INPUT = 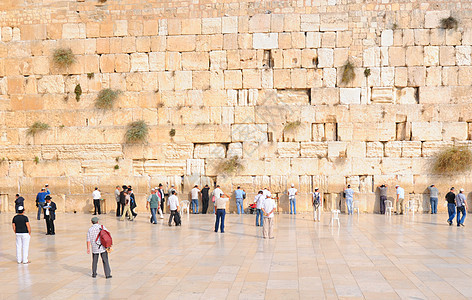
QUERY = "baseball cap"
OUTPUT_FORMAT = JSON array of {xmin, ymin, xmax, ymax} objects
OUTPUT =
[
  {"xmin": 18, "ymin": 206, "xmax": 24, "ymax": 212},
  {"xmin": 460, "ymin": 188, "xmax": 464, "ymax": 192},
  {"xmin": 91, "ymin": 216, "xmax": 99, "ymax": 223}
]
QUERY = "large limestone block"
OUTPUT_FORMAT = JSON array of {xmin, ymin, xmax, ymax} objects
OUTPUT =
[
  {"xmin": 184, "ymin": 125, "xmax": 232, "ymax": 143},
  {"xmin": 381, "ymin": 30, "xmax": 393, "ymax": 47},
  {"xmin": 411, "ymin": 122, "xmax": 442, "ymax": 141},
  {"xmin": 186, "ymin": 159, "xmax": 205, "ymax": 175},
  {"xmin": 439, "ymin": 46, "xmax": 455, "ymax": 66},
  {"xmin": 202, "ymin": 18, "xmax": 221, "ymax": 34},
  {"xmin": 401, "ymin": 141, "xmax": 422, "ymax": 157},
  {"xmin": 130, "ymin": 53, "xmax": 149, "ymax": 72},
  {"xmin": 340, "ymin": 88, "xmax": 361, "ymax": 105},
  {"xmin": 422, "ymin": 141, "xmax": 454, "ymax": 157},
  {"xmin": 300, "ymin": 14, "xmax": 320, "ymax": 32},
  {"xmin": 224, "ymin": 70, "xmax": 243, "ymax": 89},
  {"xmin": 380, "ymin": 158, "xmax": 412, "ymax": 175},
  {"xmin": 311, "ymin": 88, "xmax": 339, "ymax": 105},
  {"xmin": 419, "ymin": 86, "xmax": 450, "ymax": 104},
  {"xmin": 347, "ymin": 142, "xmax": 366, "ymax": 158},
  {"xmin": 407, "ymin": 67, "xmax": 425, "ymax": 87},
  {"xmin": 317, "ymin": 48, "xmax": 333, "ymax": 68},
  {"xmin": 405, "ymin": 46, "xmax": 423, "ymax": 66},
  {"xmin": 227, "ymin": 143, "xmax": 243, "ymax": 158},
  {"xmin": 424, "ymin": 46, "xmax": 439, "ymax": 66},
  {"xmin": 167, "ymin": 35, "xmax": 196, "ymax": 52},
  {"xmin": 300, "ymin": 142, "xmax": 327, "ymax": 158},
  {"xmin": 442, "ymin": 122, "xmax": 468, "ymax": 141},
  {"xmin": 37, "ymin": 75, "xmax": 64, "ymax": 94},
  {"xmin": 252, "ymin": 33, "xmax": 278, "ymax": 49},
  {"xmin": 320, "ymin": 13, "xmax": 348, "ymax": 31},
  {"xmin": 248, "ymin": 14, "xmax": 271, "ymax": 33},
  {"xmin": 276, "ymin": 142, "xmax": 300, "ymax": 158},
  {"xmin": 327, "ymin": 141, "xmax": 347, "ymax": 158},
  {"xmin": 181, "ymin": 19, "xmax": 202, "ymax": 35},
  {"xmin": 290, "ymin": 158, "xmax": 318, "ymax": 175},
  {"xmin": 318, "ymin": 158, "xmax": 352, "ymax": 176},
  {"xmin": 181, "ymin": 52, "xmax": 209, "ymax": 71},
  {"xmin": 232, "ymin": 124, "xmax": 268, "ymax": 142},
  {"xmin": 283, "ymin": 122, "xmax": 311, "ymax": 142},
  {"xmin": 425, "ymin": 11, "xmax": 451, "ymax": 28},
  {"xmin": 395, "ymin": 87, "xmax": 417, "ymax": 104},
  {"xmin": 62, "ymin": 23, "xmax": 86, "ymax": 39},
  {"xmin": 222, "ymin": 17, "xmax": 238, "ymax": 34},
  {"xmin": 364, "ymin": 47, "xmax": 381, "ymax": 67},
  {"xmin": 456, "ymin": 46, "xmax": 472, "ymax": 66},
  {"xmin": 234, "ymin": 106, "xmax": 255, "ymax": 124}
]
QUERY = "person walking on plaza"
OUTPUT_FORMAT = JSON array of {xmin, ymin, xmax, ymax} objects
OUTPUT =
[
  {"xmin": 146, "ymin": 189, "xmax": 159, "ymax": 224},
  {"xmin": 118, "ymin": 185, "xmax": 127, "ymax": 217},
  {"xmin": 43, "ymin": 196, "xmax": 56, "ymax": 235},
  {"xmin": 86, "ymin": 217, "xmax": 112, "ymax": 279},
  {"xmin": 120, "ymin": 190, "xmax": 134, "ymax": 221},
  {"xmin": 12, "ymin": 206, "xmax": 31, "ymax": 264},
  {"xmin": 191, "ymin": 185, "xmax": 200, "ymax": 214},
  {"xmin": 167, "ymin": 191, "xmax": 181, "ymax": 226},
  {"xmin": 313, "ymin": 188, "xmax": 322, "ymax": 222},
  {"xmin": 234, "ymin": 186, "xmax": 246, "ymax": 214},
  {"xmin": 254, "ymin": 190, "xmax": 264, "ymax": 226},
  {"xmin": 201, "ymin": 184, "xmax": 210, "ymax": 214},
  {"xmin": 214, "ymin": 187, "xmax": 230, "ymax": 233},
  {"xmin": 15, "ymin": 194, "xmax": 25, "ymax": 213},
  {"xmin": 35, "ymin": 187, "xmax": 50, "ymax": 220},
  {"xmin": 92, "ymin": 187, "xmax": 101, "ymax": 215},
  {"xmin": 428, "ymin": 184, "xmax": 439, "ymax": 214},
  {"xmin": 395, "ymin": 185, "xmax": 405, "ymax": 215},
  {"xmin": 445, "ymin": 187, "xmax": 456, "ymax": 226},
  {"xmin": 456, "ymin": 188, "xmax": 468, "ymax": 227},
  {"xmin": 344, "ymin": 185, "xmax": 354, "ymax": 215},
  {"xmin": 115, "ymin": 186, "xmax": 121, "ymax": 217},
  {"xmin": 288, "ymin": 184, "xmax": 298, "ymax": 214},
  {"xmin": 262, "ymin": 193, "xmax": 276, "ymax": 239},
  {"xmin": 379, "ymin": 184, "xmax": 387, "ymax": 214},
  {"xmin": 129, "ymin": 188, "xmax": 138, "ymax": 219},
  {"xmin": 157, "ymin": 184, "xmax": 165, "ymax": 216}
]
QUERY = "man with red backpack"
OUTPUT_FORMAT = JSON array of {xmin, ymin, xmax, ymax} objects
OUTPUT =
[{"xmin": 86, "ymin": 217, "xmax": 112, "ymax": 279}]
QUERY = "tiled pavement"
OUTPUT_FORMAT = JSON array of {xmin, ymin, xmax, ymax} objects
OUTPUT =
[{"xmin": 1, "ymin": 211, "xmax": 471, "ymax": 299}]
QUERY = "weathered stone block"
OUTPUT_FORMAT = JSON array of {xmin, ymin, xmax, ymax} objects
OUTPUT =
[
  {"xmin": 202, "ymin": 18, "xmax": 221, "ymax": 34},
  {"xmin": 411, "ymin": 122, "xmax": 442, "ymax": 141},
  {"xmin": 340, "ymin": 88, "xmax": 361, "ymax": 105},
  {"xmin": 232, "ymin": 124, "xmax": 268, "ymax": 142},
  {"xmin": 300, "ymin": 142, "xmax": 327, "ymax": 158},
  {"xmin": 317, "ymin": 48, "xmax": 333, "ymax": 68},
  {"xmin": 194, "ymin": 144, "xmax": 226, "ymax": 159},
  {"xmin": 277, "ymin": 142, "xmax": 300, "ymax": 158},
  {"xmin": 381, "ymin": 30, "xmax": 393, "ymax": 47},
  {"xmin": 252, "ymin": 33, "xmax": 278, "ymax": 49},
  {"xmin": 167, "ymin": 35, "xmax": 196, "ymax": 52},
  {"xmin": 442, "ymin": 122, "xmax": 468, "ymax": 141},
  {"xmin": 401, "ymin": 141, "xmax": 422, "ymax": 157},
  {"xmin": 419, "ymin": 86, "xmax": 450, "ymax": 104},
  {"xmin": 320, "ymin": 13, "xmax": 348, "ymax": 31},
  {"xmin": 130, "ymin": 53, "xmax": 149, "ymax": 72},
  {"xmin": 366, "ymin": 142, "xmax": 383, "ymax": 157},
  {"xmin": 456, "ymin": 46, "xmax": 471, "ymax": 66}
]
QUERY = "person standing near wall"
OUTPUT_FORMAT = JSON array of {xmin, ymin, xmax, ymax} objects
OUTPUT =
[
  {"xmin": 344, "ymin": 185, "xmax": 354, "ymax": 215},
  {"xmin": 12, "ymin": 206, "xmax": 31, "ymax": 264},
  {"xmin": 15, "ymin": 194, "xmax": 25, "ymax": 214},
  {"xmin": 254, "ymin": 190, "xmax": 264, "ymax": 226},
  {"xmin": 234, "ymin": 186, "xmax": 246, "ymax": 214},
  {"xmin": 201, "ymin": 184, "xmax": 210, "ymax": 214},
  {"xmin": 146, "ymin": 189, "xmax": 159, "ymax": 224},
  {"xmin": 35, "ymin": 187, "xmax": 50, "ymax": 220},
  {"xmin": 288, "ymin": 184, "xmax": 298, "ymax": 215},
  {"xmin": 43, "ymin": 196, "xmax": 56, "ymax": 235},
  {"xmin": 262, "ymin": 194, "xmax": 276, "ymax": 239},
  {"xmin": 428, "ymin": 184, "xmax": 439, "ymax": 214},
  {"xmin": 167, "ymin": 191, "xmax": 180, "ymax": 226},
  {"xmin": 214, "ymin": 189, "xmax": 230, "ymax": 233},
  {"xmin": 120, "ymin": 190, "xmax": 134, "ymax": 221},
  {"xmin": 395, "ymin": 185, "xmax": 405, "ymax": 215},
  {"xmin": 445, "ymin": 187, "xmax": 456, "ymax": 226},
  {"xmin": 312, "ymin": 188, "xmax": 321, "ymax": 222},
  {"xmin": 92, "ymin": 187, "xmax": 101, "ymax": 215},
  {"xmin": 455, "ymin": 188, "xmax": 468, "ymax": 227},
  {"xmin": 379, "ymin": 185, "xmax": 387, "ymax": 215},
  {"xmin": 191, "ymin": 185, "xmax": 200, "ymax": 214},
  {"xmin": 114, "ymin": 186, "xmax": 121, "ymax": 217}
]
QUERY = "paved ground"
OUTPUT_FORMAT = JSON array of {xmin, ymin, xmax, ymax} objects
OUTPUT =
[{"xmin": 1, "ymin": 211, "xmax": 471, "ymax": 299}]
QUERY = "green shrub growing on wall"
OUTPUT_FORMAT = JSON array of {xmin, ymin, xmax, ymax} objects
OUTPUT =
[
  {"xmin": 433, "ymin": 146, "xmax": 472, "ymax": 174},
  {"xmin": 125, "ymin": 120, "xmax": 149, "ymax": 143},
  {"xmin": 53, "ymin": 48, "xmax": 76, "ymax": 68},
  {"xmin": 27, "ymin": 121, "xmax": 50, "ymax": 136},
  {"xmin": 95, "ymin": 89, "xmax": 122, "ymax": 109},
  {"xmin": 217, "ymin": 156, "xmax": 245, "ymax": 175}
]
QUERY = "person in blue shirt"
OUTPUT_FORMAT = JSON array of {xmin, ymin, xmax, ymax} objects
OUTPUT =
[
  {"xmin": 35, "ymin": 187, "xmax": 50, "ymax": 220},
  {"xmin": 234, "ymin": 186, "xmax": 246, "ymax": 214},
  {"xmin": 344, "ymin": 185, "xmax": 354, "ymax": 215}
]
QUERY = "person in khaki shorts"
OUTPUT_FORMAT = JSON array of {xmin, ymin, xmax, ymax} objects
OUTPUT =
[
  {"xmin": 395, "ymin": 185, "xmax": 405, "ymax": 215},
  {"xmin": 262, "ymin": 196, "xmax": 276, "ymax": 239}
]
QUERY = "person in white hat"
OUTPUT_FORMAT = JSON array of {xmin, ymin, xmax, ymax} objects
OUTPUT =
[
  {"xmin": 288, "ymin": 184, "xmax": 298, "ymax": 214},
  {"xmin": 455, "ymin": 188, "xmax": 468, "ymax": 227},
  {"xmin": 12, "ymin": 206, "xmax": 31, "ymax": 264},
  {"xmin": 312, "ymin": 188, "xmax": 322, "ymax": 222},
  {"xmin": 395, "ymin": 185, "xmax": 405, "ymax": 215}
]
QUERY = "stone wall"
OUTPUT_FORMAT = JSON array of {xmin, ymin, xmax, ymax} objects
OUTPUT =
[{"xmin": 1, "ymin": 0, "xmax": 472, "ymax": 213}]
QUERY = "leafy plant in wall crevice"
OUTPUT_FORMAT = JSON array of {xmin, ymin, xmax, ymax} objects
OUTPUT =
[
  {"xmin": 125, "ymin": 120, "xmax": 149, "ymax": 143},
  {"xmin": 95, "ymin": 88, "xmax": 122, "ymax": 109},
  {"xmin": 52, "ymin": 48, "xmax": 76, "ymax": 68}
]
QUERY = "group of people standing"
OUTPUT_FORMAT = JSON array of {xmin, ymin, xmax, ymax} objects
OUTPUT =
[{"xmin": 113, "ymin": 185, "xmax": 137, "ymax": 221}]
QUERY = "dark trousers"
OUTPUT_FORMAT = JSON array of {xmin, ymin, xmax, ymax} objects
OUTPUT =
[
  {"xmin": 116, "ymin": 202, "xmax": 121, "ymax": 216},
  {"xmin": 447, "ymin": 203, "xmax": 456, "ymax": 222},
  {"xmin": 168, "ymin": 210, "xmax": 178, "ymax": 225},
  {"xmin": 117, "ymin": 202, "xmax": 125, "ymax": 216},
  {"xmin": 161, "ymin": 200, "xmax": 165, "ymax": 214},
  {"xmin": 380, "ymin": 196, "xmax": 387, "ymax": 214},
  {"xmin": 215, "ymin": 209, "xmax": 226, "ymax": 233},
  {"xmin": 202, "ymin": 198, "xmax": 209, "ymax": 214},
  {"xmin": 93, "ymin": 199, "xmax": 101, "ymax": 215},
  {"xmin": 92, "ymin": 252, "xmax": 111, "ymax": 277},
  {"xmin": 45, "ymin": 216, "xmax": 55, "ymax": 234},
  {"xmin": 37, "ymin": 202, "xmax": 45, "ymax": 220}
]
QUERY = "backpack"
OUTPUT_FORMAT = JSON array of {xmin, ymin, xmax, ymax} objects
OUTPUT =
[
  {"xmin": 95, "ymin": 225, "xmax": 113, "ymax": 249},
  {"xmin": 313, "ymin": 193, "xmax": 320, "ymax": 208}
]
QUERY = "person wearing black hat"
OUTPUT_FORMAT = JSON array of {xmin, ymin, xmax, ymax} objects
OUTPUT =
[
  {"xmin": 118, "ymin": 185, "xmax": 127, "ymax": 217},
  {"xmin": 15, "ymin": 194, "xmax": 25, "ymax": 213},
  {"xmin": 43, "ymin": 196, "xmax": 57, "ymax": 235},
  {"xmin": 12, "ymin": 206, "xmax": 31, "ymax": 264},
  {"xmin": 201, "ymin": 184, "xmax": 210, "ymax": 214}
]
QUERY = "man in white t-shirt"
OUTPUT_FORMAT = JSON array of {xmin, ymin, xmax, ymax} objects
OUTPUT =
[
  {"xmin": 254, "ymin": 190, "xmax": 264, "ymax": 226},
  {"xmin": 288, "ymin": 184, "xmax": 298, "ymax": 214},
  {"xmin": 167, "ymin": 191, "xmax": 180, "ymax": 226},
  {"xmin": 395, "ymin": 185, "xmax": 405, "ymax": 215},
  {"xmin": 262, "ymin": 196, "xmax": 276, "ymax": 239},
  {"xmin": 262, "ymin": 188, "xmax": 271, "ymax": 199},
  {"xmin": 213, "ymin": 185, "xmax": 230, "ymax": 233},
  {"xmin": 92, "ymin": 187, "xmax": 101, "ymax": 215},
  {"xmin": 191, "ymin": 185, "xmax": 200, "ymax": 214}
]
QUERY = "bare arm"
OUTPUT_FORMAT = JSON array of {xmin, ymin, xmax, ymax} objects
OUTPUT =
[
  {"xmin": 26, "ymin": 222, "xmax": 31, "ymax": 235},
  {"xmin": 12, "ymin": 223, "xmax": 16, "ymax": 234},
  {"xmin": 87, "ymin": 241, "xmax": 91, "ymax": 254}
]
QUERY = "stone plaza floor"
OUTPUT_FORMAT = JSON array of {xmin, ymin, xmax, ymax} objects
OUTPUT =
[{"xmin": 1, "ymin": 211, "xmax": 472, "ymax": 299}]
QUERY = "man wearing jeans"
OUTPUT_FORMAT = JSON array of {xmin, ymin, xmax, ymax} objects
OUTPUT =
[
  {"xmin": 456, "ymin": 188, "xmax": 468, "ymax": 227},
  {"xmin": 191, "ymin": 185, "xmax": 200, "ymax": 214},
  {"xmin": 288, "ymin": 184, "xmax": 298, "ymax": 214},
  {"xmin": 35, "ymin": 188, "xmax": 50, "ymax": 220},
  {"xmin": 146, "ymin": 189, "xmax": 159, "ymax": 224},
  {"xmin": 254, "ymin": 190, "xmax": 264, "ymax": 226},
  {"xmin": 214, "ymin": 188, "xmax": 230, "ymax": 233},
  {"xmin": 428, "ymin": 184, "xmax": 439, "ymax": 214},
  {"xmin": 445, "ymin": 187, "xmax": 456, "ymax": 226},
  {"xmin": 234, "ymin": 186, "xmax": 246, "ymax": 214},
  {"xmin": 86, "ymin": 217, "xmax": 112, "ymax": 279},
  {"xmin": 344, "ymin": 185, "xmax": 354, "ymax": 215}
]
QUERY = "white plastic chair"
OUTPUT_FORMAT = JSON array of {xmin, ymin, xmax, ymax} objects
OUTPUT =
[
  {"xmin": 406, "ymin": 200, "xmax": 415, "ymax": 216},
  {"xmin": 352, "ymin": 201, "xmax": 360, "ymax": 215},
  {"xmin": 180, "ymin": 200, "xmax": 190, "ymax": 216},
  {"xmin": 329, "ymin": 210, "xmax": 340, "ymax": 226},
  {"xmin": 385, "ymin": 200, "xmax": 393, "ymax": 216}
]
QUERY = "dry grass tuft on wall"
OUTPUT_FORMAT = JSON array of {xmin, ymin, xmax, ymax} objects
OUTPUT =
[
  {"xmin": 125, "ymin": 120, "xmax": 149, "ymax": 143},
  {"xmin": 27, "ymin": 121, "xmax": 50, "ymax": 136},
  {"xmin": 341, "ymin": 61, "xmax": 356, "ymax": 85},
  {"xmin": 217, "ymin": 156, "xmax": 245, "ymax": 175},
  {"xmin": 95, "ymin": 89, "xmax": 122, "ymax": 109},
  {"xmin": 53, "ymin": 48, "xmax": 76, "ymax": 68},
  {"xmin": 283, "ymin": 121, "xmax": 302, "ymax": 133},
  {"xmin": 433, "ymin": 146, "xmax": 472, "ymax": 174},
  {"xmin": 440, "ymin": 16, "xmax": 458, "ymax": 30}
]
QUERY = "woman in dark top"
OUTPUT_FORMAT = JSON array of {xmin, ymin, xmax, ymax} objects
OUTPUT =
[
  {"xmin": 12, "ymin": 206, "xmax": 31, "ymax": 264},
  {"xmin": 201, "ymin": 185, "xmax": 210, "ymax": 214}
]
